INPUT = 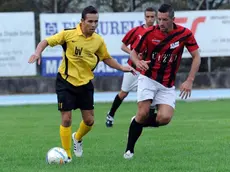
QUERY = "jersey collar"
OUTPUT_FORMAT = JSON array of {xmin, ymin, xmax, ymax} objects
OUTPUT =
[{"xmin": 76, "ymin": 23, "xmax": 96, "ymax": 39}]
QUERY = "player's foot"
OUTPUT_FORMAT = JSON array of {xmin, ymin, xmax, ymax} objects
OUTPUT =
[
  {"xmin": 64, "ymin": 157, "xmax": 72, "ymax": 163},
  {"xmin": 123, "ymin": 150, "xmax": 134, "ymax": 159},
  {"xmin": 106, "ymin": 114, "xmax": 114, "ymax": 127},
  {"xmin": 72, "ymin": 132, "xmax": 83, "ymax": 157}
]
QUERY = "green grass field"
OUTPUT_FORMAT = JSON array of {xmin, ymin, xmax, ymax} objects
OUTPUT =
[{"xmin": 1, "ymin": 100, "xmax": 230, "ymax": 172}]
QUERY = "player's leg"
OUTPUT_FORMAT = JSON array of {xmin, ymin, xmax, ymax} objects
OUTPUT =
[
  {"xmin": 56, "ymin": 73, "xmax": 75, "ymax": 160},
  {"xmin": 105, "ymin": 90, "xmax": 128, "ymax": 127},
  {"xmin": 124, "ymin": 74, "xmax": 155, "ymax": 159},
  {"xmin": 72, "ymin": 109, "xmax": 94, "ymax": 157},
  {"xmin": 72, "ymin": 81, "xmax": 94, "ymax": 157},
  {"xmin": 124, "ymin": 100, "xmax": 151, "ymax": 158},
  {"xmin": 142, "ymin": 84, "xmax": 176, "ymax": 127},
  {"xmin": 106, "ymin": 72, "xmax": 138, "ymax": 127},
  {"xmin": 142, "ymin": 104, "xmax": 158, "ymax": 127},
  {"xmin": 132, "ymin": 102, "xmax": 157, "ymax": 127},
  {"xmin": 75, "ymin": 110, "xmax": 94, "ymax": 141},
  {"xmin": 156, "ymin": 104, "xmax": 174, "ymax": 125},
  {"xmin": 60, "ymin": 111, "xmax": 72, "ymax": 161}
]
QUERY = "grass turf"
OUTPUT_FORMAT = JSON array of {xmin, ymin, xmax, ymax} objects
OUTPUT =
[{"xmin": 0, "ymin": 100, "xmax": 230, "ymax": 172}]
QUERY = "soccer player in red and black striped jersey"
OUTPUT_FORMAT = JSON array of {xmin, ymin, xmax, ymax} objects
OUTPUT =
[
  {"xmin": 124, "ymin": 4, "xmax": 201, "ymax": 159},
  {"xmin": 105, "ymin": 7, "xmax": 156, "ymax": 127}
]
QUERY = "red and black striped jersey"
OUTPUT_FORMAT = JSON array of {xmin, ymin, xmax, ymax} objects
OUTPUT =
[
  {"xmin": 132, "ymin": 24, "xmax": 199, "ymax": 88},
  {"xmin": 121, "ymin": 25, "xmax": 149, "ymax": 67}
]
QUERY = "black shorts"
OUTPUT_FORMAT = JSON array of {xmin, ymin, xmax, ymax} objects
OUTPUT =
[{"xmin": 56, "ymin": 73, "xmax": 94, "ymax": 111}]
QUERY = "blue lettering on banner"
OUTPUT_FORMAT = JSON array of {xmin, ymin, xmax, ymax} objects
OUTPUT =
[
  {"xmin": 96, "ymin": 20, "xmax": 143, "ymax": 35},
  {"xmin": 45, "ymin": 20, "xmax": 144, "ymax": 36},
  {"xmin": 45, "ymin": 22, "xmax": 58, "ymax": 36},
  {"xmin": 41, "ymin": 56, "xmax": 129, "ymax": 77},
  {"xmin": 62, "ymin": 22, "xmax": 78, "ymax": 29},
  {"xmin": 41, "ymin": 57, "xmax": 62, "ymax": 77}
]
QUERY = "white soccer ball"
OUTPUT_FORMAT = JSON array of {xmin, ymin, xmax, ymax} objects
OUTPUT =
[{"xmin": 46, "ymin": 147, "xmax": 68, "ymax": 164}]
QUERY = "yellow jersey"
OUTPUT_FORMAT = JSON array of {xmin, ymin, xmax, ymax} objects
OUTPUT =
[{"xmin": 46, "ymin": 24, "xmax": 112, "ymax": 86}]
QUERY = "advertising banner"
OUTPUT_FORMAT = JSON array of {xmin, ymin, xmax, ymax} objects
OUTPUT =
[{"xmin": 0, "ymin": 12, "xmax": 36, "ymax": 76}]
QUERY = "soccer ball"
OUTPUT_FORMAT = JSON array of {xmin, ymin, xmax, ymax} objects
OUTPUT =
[{"xmin": 46, "ymin": 147, "xmax": 68, "ymax": 164}]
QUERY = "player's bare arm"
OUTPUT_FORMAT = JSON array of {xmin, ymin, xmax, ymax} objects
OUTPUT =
[
  {"xmin": 103, "ymin": 58, "xmax": 136, "ymax": 74},
  {"xmin": 28, "ymin": 40, "xmax": 48, "ymax": 65},
  {"xmin": 130, "ymin": 49, "xmax": 150, "ymax": 71},
  {"xmin": 179, "ymin": 49, "xmax": 201, "ymax": 99},
  {"xmin": 121, "ymin": 43, "xmax": 131, "ymax": 54}
]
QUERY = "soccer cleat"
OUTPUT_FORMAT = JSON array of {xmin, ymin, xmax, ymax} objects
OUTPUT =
[
  {"xmin": 123, "ymin": 150, "xmax": 134, "ymax": 159},
  {"xmin": 106, "ymin": 114, "xmax": 114, "ymax": 127},
  {"xmin": 72, "ymin": 132, "xmax": 83, "ymax": 157},
  {"xmin": 64, "ymin": 157, "xmax": 72, "ymax": 164}
]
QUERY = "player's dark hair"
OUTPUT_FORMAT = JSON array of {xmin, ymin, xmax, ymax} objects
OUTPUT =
[
  {"xmin": 81, "ymin": 6, "xmax": 98, "ymax": 20},
  {"xmin": 158, "ymin": 3, "xmax": 174, "ymax": 18},
  {"xmin": 145, "ymin": 7, "xmax": 156, "ymax": 13}
]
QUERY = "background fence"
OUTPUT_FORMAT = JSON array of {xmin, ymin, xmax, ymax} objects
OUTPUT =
[{"xmin": 0, "ymin": 0, "xmax": 230, "ymax": 95}]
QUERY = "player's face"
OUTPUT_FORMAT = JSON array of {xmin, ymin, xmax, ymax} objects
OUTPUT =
[
  {"xmin": 81, "ymin": 13, "xmax": 99, "ymax": 36},
  {"xmin": 144, "ymin": 11, "xmax": 155, "ymax": 27},
  {"xmin": 157, "ymin": 12, "xmax": 174, "ymax": 33}
]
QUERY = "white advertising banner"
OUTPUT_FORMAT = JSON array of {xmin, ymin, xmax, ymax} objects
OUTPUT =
[
  {"xmin": 40, "ymin": 10, "xmax": 230, "ymax": 76},
  {"xmin": 0, "ymin": 12, "xmax": 36, "ymax": 77},
  {"xmin": 40, "ymin": 10, "xmax": 230, "ymax": 58}
]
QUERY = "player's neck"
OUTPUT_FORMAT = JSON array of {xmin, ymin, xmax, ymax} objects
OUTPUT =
[
  {"xmin": 80, "ymin": 25, "xmax": 92, "ymax": 38},
  {"xmin": 82, "ymin": 31, "xmax": 92, "ymax": 38},
  {"xmin": 168, "ymin": 25, "xmax": 174, "ymax": 32},
  {"xmin": 162, "ymin": 24, "xmax": 174, "ymax": 34},
  {"xmin": 143, "ymin": 24, "xmax": 151, "ymax": 28}
]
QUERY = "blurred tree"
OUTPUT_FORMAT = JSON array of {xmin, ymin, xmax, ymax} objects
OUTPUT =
[
  {"xmin": 0, "ymin": 0, "xmax": 37, "ymax": 12},
  {"xmin": 33, "ymin": 0, "xmax": 74, "ymax": 13},
  {"xmin": 187, "ymin": 0, "xmax": 227, "ymax": 10}
]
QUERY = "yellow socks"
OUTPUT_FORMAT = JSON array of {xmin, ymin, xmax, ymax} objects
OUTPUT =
[
  {"xmin": 75, "ymin": 120, "xmax": 92, "ymax": 141},
  {"xmin": 59, "ymin": 121, "xmax": 92, "ymax": 158},
  {"xmin": 60, "ymin": 125, "xmax": 72, "ymax": 158}
]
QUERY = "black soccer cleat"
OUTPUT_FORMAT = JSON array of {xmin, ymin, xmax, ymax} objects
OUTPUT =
[{"xmin": 105, "ymin": 114, "xmax": 114, "ymax": 127}]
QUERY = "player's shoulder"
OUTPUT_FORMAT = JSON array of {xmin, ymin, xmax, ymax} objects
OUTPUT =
[
  {"xmin": 61, "ymin": 27, "xmax": 77, "ymax": 36},
  {"xmin": 93, "ymin": 32, "xmax": 104, "ymax": 43},
  {"xmin": 127, "ymin": 24, "xmax": 146, "ymax": 33},
  {"xmin": 63, "ymin": 27, "xmax": 76, "ymax": 33},
  {"xmin": 175, "ymin": 24, "xmax": 193, "ymax": 34},
  {"xmin": 126, "ymin": 25, "xmax": 141, "ymax": 33},
  {"xmin": 142, "ymin": 26, "xmax": 156, "ymax": 35}
]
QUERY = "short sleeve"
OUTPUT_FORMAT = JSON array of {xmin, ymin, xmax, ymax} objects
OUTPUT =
[
  {"xmin": 185, "ymin": 30, "xmax": 199, "ymax": 52},
  {"xmin": 132, "ymin": 31, "xmax": 148, "ymax": 54},
  {"xmin": 45, "ymin": 30, "xmax": 65, "ymax": 47},
  {"xmin": 122, "ymin": 27, "xmax": 139, "ymax": 46},
  {"xmin": 95, "ymin": 39, "xmax": 112, "ymax": 60}
]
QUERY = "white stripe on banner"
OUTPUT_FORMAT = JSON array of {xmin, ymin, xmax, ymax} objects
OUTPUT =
[{"xmin": 0, "ymin": 89, "xmax": 230, "ymax": 106}]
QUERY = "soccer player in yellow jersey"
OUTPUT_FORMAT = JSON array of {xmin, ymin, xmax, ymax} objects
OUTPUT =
[{"xmin": 28, "ymin": 6, "xmax": 134, "ymax": 163}]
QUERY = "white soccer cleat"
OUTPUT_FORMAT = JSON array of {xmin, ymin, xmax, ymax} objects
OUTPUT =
[
  {"xmin": 72, "ymin": 132, "xmax": 83, "ymax": 157},
  {"xmin": 123, "ymin": 150, "xmax": 134, "ymax": 159}
]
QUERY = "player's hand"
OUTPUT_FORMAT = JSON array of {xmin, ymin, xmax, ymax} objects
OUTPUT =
[
  {"xmin": 121, "ymin": 66, "xmax": 137, "ymax": 75},
  {"xmin": 179, "ymin": 80, "xmax": 193, "ymax": 99},
  {"xmin": 135, "ymin": 60, "xmax": 150, "ymax": 71},
  {"xmin": 28, "ymin": 54, "xmax": 41, "ymax": 65}
]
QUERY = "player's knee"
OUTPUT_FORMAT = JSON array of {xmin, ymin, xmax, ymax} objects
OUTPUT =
[
  {"xmin": 119, "ymin": 91, "xmax": 128, "ymax": 100},
  {"xmin": 157, "ymin": 112, "xmax": 173, "ymax": 125},
  {"xmin": 136, "ymin": 108, "xmax": 149, "ymax": 123},
  {"xmin": 61, "ymin": 112, "xmax": 72, "ymax": 127},
  {"xmin": 83, "ymin": 117, "xmax": 94, "ymax": 126}
]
